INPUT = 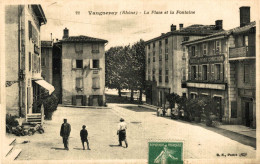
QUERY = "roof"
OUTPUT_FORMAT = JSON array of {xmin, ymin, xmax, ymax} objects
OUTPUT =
[
  {"xmin": 61, "ymin": 35, "xmax": 108, "ymax": 43},
  {"xmin": 145, "ymin": 24, "xmax": 224, "ymax": 44},
  {"xmin": 31, "ymin": 5, "xmax": 47, "ymax": 25},
  {"xmin": 41, "ymin": 41, "xmax": 53, "ymax": 48},
  {"xmin": 182, "ymin": 21, "xmax": 256, "ymax": 45}
]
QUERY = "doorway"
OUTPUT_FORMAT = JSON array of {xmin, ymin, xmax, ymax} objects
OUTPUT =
[
  {"xmin": 244, "ymin": 101, "xmax": 253, "ymax": 127},
  {"xmin": 214, "ymin": 97, "xmax": 223, "ymax": 122}
]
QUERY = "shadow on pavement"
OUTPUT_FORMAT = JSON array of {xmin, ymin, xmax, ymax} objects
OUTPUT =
[
  {"xmin": 106, "ymin": 94, "xmax": 140, "ymax": 104},
  {"xmin": 109, "ymin": 144, "xmax": 121, "ymax": 147},
  {"xmin": 73, "ymin": 148, "xmax": 84, "ymax": 150},
  {"xmin": 119, "ymin": 105, "xmax": 154, "ymax": 112},
  {"xmin": 51, "ymin": 147, "xmax": 66, "ymax": 150}
]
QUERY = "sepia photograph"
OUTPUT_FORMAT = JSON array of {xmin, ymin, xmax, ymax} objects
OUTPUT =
[{"xmin": 0, "ymin": 0, "xmax": 259, "ymax": 163}]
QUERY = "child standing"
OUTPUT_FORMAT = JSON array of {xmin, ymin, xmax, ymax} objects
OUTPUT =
[{"xmin": 80, "ymin": 125, "xmax": 91, "ymax": 150}]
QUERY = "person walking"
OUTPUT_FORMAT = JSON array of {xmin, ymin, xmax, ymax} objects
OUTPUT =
[
  {"xmin": 60, "ymin": 118, "xmax": 71, "ymax": 150},
  {"xmin": 80, "ymin": 125, "xmax": 91, "ymax": 150},
  {"xmin": 117, "ymin": 118, "xmax": 128, "ymax": 148}
]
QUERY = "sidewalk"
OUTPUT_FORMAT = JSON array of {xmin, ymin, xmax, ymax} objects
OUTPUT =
[
  {"xmin": 216, "ymin": 125, "xmax": 256, "ymax": 139},
  {"xmin": 139, "ymin": 103, "xmax": 256, "ymax": 140}
]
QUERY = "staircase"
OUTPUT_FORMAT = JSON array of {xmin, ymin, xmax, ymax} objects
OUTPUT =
[{"xmin": 4, "ymin": 137, "xmax": 22, "ymax": 161}]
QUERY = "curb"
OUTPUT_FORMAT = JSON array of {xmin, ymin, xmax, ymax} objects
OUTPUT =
[{"xmin": 62, "ymin": 105, "xmax": 112, "ymax": 109}]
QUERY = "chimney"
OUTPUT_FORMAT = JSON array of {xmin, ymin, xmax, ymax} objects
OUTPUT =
[
  {"xmin": 63, "ymin": 27, "xmax": 69, "ymax": 39},
  {"xmin": 171, "ymin": 24, "xmax": 176, "ymax": 31},
  {"xmin": 215, "ymin": 20, "xmax": 223, "ymax": 30},
  {"xmin": 240, "ymin": 6, "xmax": 250, "ymax": 27},
  {"xmin": 179, "ymin": 24, "xmax": 183, "ymax": 30}
]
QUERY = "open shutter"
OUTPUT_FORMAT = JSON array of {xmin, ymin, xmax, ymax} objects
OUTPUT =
[
  {"xmin": 188, "ymin": 66, "xmax": 191, "ymax": 80},
  {"xmin": 72, "ymin": 96, "xmax": 76, "ymax": 105},
  {"xmin": 198, "ymin": 65, "xmax": 202, "ymax": 80},
  {"xmin": 207, "ymin": 64, "xmax": 210, "ymax": 81},
  {"xmin": 220, "ymin": 63, "xmax": 224, "ymax": 82},
  {"xmin": 27, "ymin": 87, "xmax": 32, "ymax": 110},
  {"xmin": 82, "ymin": 95, "xmax": 87, "ymax": 106},
  {"xmin": 211, "ymin": 64, "xmax": 215, "ymax": 81},
  {"xmin": 195, "ymin": 65, "xmax": 198, "ymax": 80},
  {"xmin": 72, "ymin": 59, "xmax": 76, "ymax": 69}
]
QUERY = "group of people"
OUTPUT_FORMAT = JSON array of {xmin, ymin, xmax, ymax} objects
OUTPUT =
[{"xmin": 59, "ymin": 118, "xmax": 128, "ymax": 150}]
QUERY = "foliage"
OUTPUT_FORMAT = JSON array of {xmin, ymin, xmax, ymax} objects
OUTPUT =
[
  {"xmin": 105, "ymin": 39, "xmax": 146, "ymax": 101},
  {"xmin": 43, "ymin": 94, "xmax": 59, "ymax": 120},
  {"xmin": 6, "ymin": 114, "xmax": 19, "ymax": 127}
]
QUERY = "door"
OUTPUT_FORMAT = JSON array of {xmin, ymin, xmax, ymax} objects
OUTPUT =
[
  {"xmin": 93, "ymin": 95, "xmax": 99, "ymax": 106},
  {"xmin": 159, "ymin": 91, "xmax": 163, "ymax": 107},
  {"xmin": 244, "ymin": 101, "xmax": 253, "ymax": 127},
  {"xmin": 214, "ymin": 97, "xmax": 222, "ymax": 122},
  {"xmin": 76, "ymin": 95, "xmax": 83, "ymax": 106}
]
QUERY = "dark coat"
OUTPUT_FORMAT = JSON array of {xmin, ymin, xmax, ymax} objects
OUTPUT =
[
  {"xmin": 80, "ymin": 129, "xmax": 88, "ymax": 140},
  {"xmin": 60, "ymin": 123, "xmax": 71, "ymax": 137}
]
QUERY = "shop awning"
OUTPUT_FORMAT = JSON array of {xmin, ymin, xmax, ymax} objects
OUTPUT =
[{"xmin": 35, "ymin": 80, "xmax": 55, "ymax": 95}]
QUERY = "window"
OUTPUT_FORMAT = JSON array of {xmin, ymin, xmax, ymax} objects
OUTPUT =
[
  {"xmin": 76, "ymin": 60, "xmax": 83, "ymax": 68},
  {"xmin": 191, "ymin": 66, "xmax": 196, "ymax": 80},
  {"xmin": 75, "ymin": 43, "xmax": 83, "ymax": 53},
  {"xmin": 190, "ymin": 93, "xmax": 197, "ymax": 99},
  {"xmin": 153, "ymin": 42, "xmax": 155, "ymax": 48},
  {"xmin": 41, "ymin": 57, "xmax": 46, "ymax": 67},
  {"xmin": 159, "ymin": 69, "xmax": 162, "ymax": 82},
  {"xmin": 148, "ymin": 69, "xmax": 151, "ymax": 80},
  {"xmin": 152, "ymin": 70, "xmax": 155, "ymax": 81},
  {"xmin": 159, "ymin": 55, "xmax": 162, "ymax": 61},
  {"xmin": 148, "ymin": 58, "xmax": 150, "ymax": 64},
  {"xmin": 92, "ymin": 77, "xmax": 100, "ymax": 89},
  {"xmin": 203, "ymin": 65, "xmax": 207, "ymax": 80},
  {"xmin": 182, "ymin": 93, "xmax": 187, "ymax": 98},
  {"xmin": 165, "ymin": 53, "xmax": 168, "ymax": 60},
  {"xmin": 93, "ymin": 60, "xmax": 99, "ymax": 68},
  {"xmin": 148, "ymin": 44, "xmax": 150, "ymax": 49},
  {"xmin": 165, "ymin": 38, "xmax": 168, "ymax": 44},
  {"xmin": 159, "ymin": 48, "xmax": 162, "ymax": 54},
  {"xmin": 165, "ymin": 47, "xmax": 168, "ymax": 54},
  {"xmin": 159, "ymin": 41, "xmax": 162, "ymax": 46},
  {"xmin": 29, "ymin": 52, "xmax": 31, "ymax": 71},
  {"xmin": 153, "ymin": 51, "xmax": 155, "ymax": 62},
  {"xmin": 182, "ymin": 68, "xmax": 186, "ymax": 81},
  {"xmin": 28, "ymin": 21, "xmax": 32, "ymax": 39},
  {"xmin": 216, "ymin": 41, "xmax": 220, "ymax": 54},
  {"xmin": 244, "ymin": 64, "xmax": 250, "ymax": 83},
  {"xmin": 92, "ymin": 44, "xmax": 99, "ymax": 53},
  {"xmin": 191, "ymin": 46, "xmax": 195, "ymax": 56},
  {"xmin": 76, "ymin": 78, "xmax": 83, "ymax": 89},
  {"xmin": 183, "ymin": 36, "xmax": 189, "ymax": 41},
  {"xmin": 203, "ymin": 44, "xmax": 207, "ymax": 55},
  {"xmin": 165, "ymin": 70, "xmax": 169, "ymax": 83},
  {"xmin": 215, "ymin": 64, "xmax": 221, "ymax": 80},
  {"xmin": 182, "ymin": 48, "xmax": 186, "ymax": 58}
]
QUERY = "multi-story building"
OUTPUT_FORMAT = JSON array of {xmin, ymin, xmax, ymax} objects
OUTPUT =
[
  {"xmin": 41, "ymin": 41, "xmax": 53, "ymax": 84},
  {"xmin": 145, "ymin": 22, "xmax": 223, "ymax": 107},
  {"xmin": 5, "ymin": 5, "xmax": 54, "ymax": 123},
  {"xmin": 182, "ymin": 7, "xmax": 256, "ymax": 127},
  {"xmin": 59, "ymin": 28, "xmax": 108, "ymax": 106}
]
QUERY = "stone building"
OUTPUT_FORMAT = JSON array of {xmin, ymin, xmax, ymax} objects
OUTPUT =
[
  {"xmin": 182, "ymin": 7, "xmax": 256, "ymax": 127},
  {"xmin": 145, "ymin": 22, "xmax": 223, "ymax": 107},
  {"xmin": 59, "ymin": 28, "xmax": 108, "ymax": 106},
  {"xmin": 5, "ymin": 5, "xmax": 54, "ymax": 123},
  {"xmin": 41, "ymin": 41, "xmax": 53, "ymax": 84}
]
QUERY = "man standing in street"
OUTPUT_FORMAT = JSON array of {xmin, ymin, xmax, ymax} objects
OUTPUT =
[
  {"xmin": 60, "ymin": 119, "xmax": 71, "ymax": 150},
  {"xmin": 117, "ymin": 118, "xmax": 128, "ymax": 148},
  {"xmin": 80, "ymin": 125, "xmax": 91, "ymax": 150}
]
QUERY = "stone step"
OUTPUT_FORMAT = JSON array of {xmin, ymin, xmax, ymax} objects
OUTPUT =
[{"xmin": 5, "ymin": 149, "xmax": 22, "ymax": 161}]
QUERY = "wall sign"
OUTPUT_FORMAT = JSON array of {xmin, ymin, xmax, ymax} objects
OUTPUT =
[{"xmin": 189, "ymin": 55, "xmax": 224, "ymax": 64}]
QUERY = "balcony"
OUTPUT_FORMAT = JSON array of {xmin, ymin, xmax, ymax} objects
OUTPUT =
[{"xmin": 229, "ymin": 46, "xmax": 255, "ymax": 59}]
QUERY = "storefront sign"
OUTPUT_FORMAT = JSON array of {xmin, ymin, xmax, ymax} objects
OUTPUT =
[{"xmin": 189, "ymin": 55, "xmax": 224, "ymax": 64}]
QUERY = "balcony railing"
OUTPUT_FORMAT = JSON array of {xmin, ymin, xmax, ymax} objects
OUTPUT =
[{"xmin": 229, "ymin": 46, "xmax": 255, "ymax": 58}]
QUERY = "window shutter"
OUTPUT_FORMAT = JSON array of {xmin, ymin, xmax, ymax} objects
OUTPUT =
[
  {"xmin": 198, "ymin": 65, "xmax": 202, "ymax": 80},
  {"xmin": 72, "ymin": 96, "xmax": 76, "ymax": 105},
  {"xmin": 82, "ymin": 95, "xmax": 87, "ymax": 106},
  {"xmin": 195, "ymin": 65, "xmax": 198, "ymax": 80},
  {"xmin": 28, "ymin": 21, "xmax": 32, "ymax": 39},
  {"xmin": 211, "ymin": 64, "xmax": 215, "ymax": 81},
  {"xmin": 219, "ymin": 40, "xmax": 222, "ymax": 54},
  {"xmin": 188, "ymin": 66, "xmax": 191, "ymax": 80},
  {"xmin": 27, "ymin": 87, "xmax": 32, "ymax": 108},
  {"xmin": 207, "ymin": 64, "xmax": 210, "ymax": 81},
  {"xmin": 220, "ymin": 63, "xmax": 224, "ymax": 82},
  {"xmin": 72, "ymin": 59, "xmax": 76, "ymax": 68}
]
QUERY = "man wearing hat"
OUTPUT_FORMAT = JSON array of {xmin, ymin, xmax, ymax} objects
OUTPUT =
[
  {"xmin": 80, "ymin": 125, "xmax": 91, "ymax": 150},
  {"xmin": 117, "ymin": 118, "xmax": 128, "ymax": 148},
  {"xmin": 60, "ymin": 119, "xmax": 71, "ymax": 150}
]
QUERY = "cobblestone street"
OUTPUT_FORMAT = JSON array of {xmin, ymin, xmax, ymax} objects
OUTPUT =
[{"xmin": 14, "ymin": 103, "xmax": 256, "ymax": 161}]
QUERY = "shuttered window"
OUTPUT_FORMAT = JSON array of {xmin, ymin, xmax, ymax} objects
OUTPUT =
[
  {"xmin": 244, "ymin": 64, "xmax": 250, "ymax": 83},
  {"xmin": 159, "ymin": 69, "xmax": 162, "ymax": 82},
  {"xmin": 191, "ymin": 66, "xmax": 196, "ymax": 80},
  {"xmin": 203, "ymin": 65, "xmax": 207, "ymax": 80},
  {"xmin": 29, "ymin": 52, "xmax": 31, "ymax": 71},
  {"xmin": 29, "ymin": 21, "xmax": 32, "ymax": 39},
  {"xmin": 76, "ymin": 78, "xmax": 83, "ymax": 88},
  {"xmin": 92, "ymin": 77, "xmax": 100, "ymax": 89},
  {"xmin": 215, "ymin": 64, "xmax": 221, "ymax": 80}
]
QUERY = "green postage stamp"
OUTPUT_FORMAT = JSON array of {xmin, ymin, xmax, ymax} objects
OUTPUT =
[{"xmin": 148, "ymin": 141, "xmax": 183, "ymax": 164}]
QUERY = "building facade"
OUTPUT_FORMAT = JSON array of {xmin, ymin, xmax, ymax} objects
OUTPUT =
[
  {"xmin": 145, "ymin": 22, "xmax": 223, "ymax": 107},
  {"xmin": 60, "ymin": 28, "xmax": 108, "ymax": 106},
  {"xmin": 183, "ymin": 7, "xmax": 256, "ymax": 127},
  {"xmin": 5, "ymin": 5, "xmax": 54, "ymax": 123},
  {"xmin": 41, "ymin": 41, "xmax": 53, "ymax": 84}
]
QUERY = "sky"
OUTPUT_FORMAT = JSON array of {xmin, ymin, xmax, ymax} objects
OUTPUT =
[{"xmin": 39, "ymin": 0, "xmax": 259, "ymax": 49}]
